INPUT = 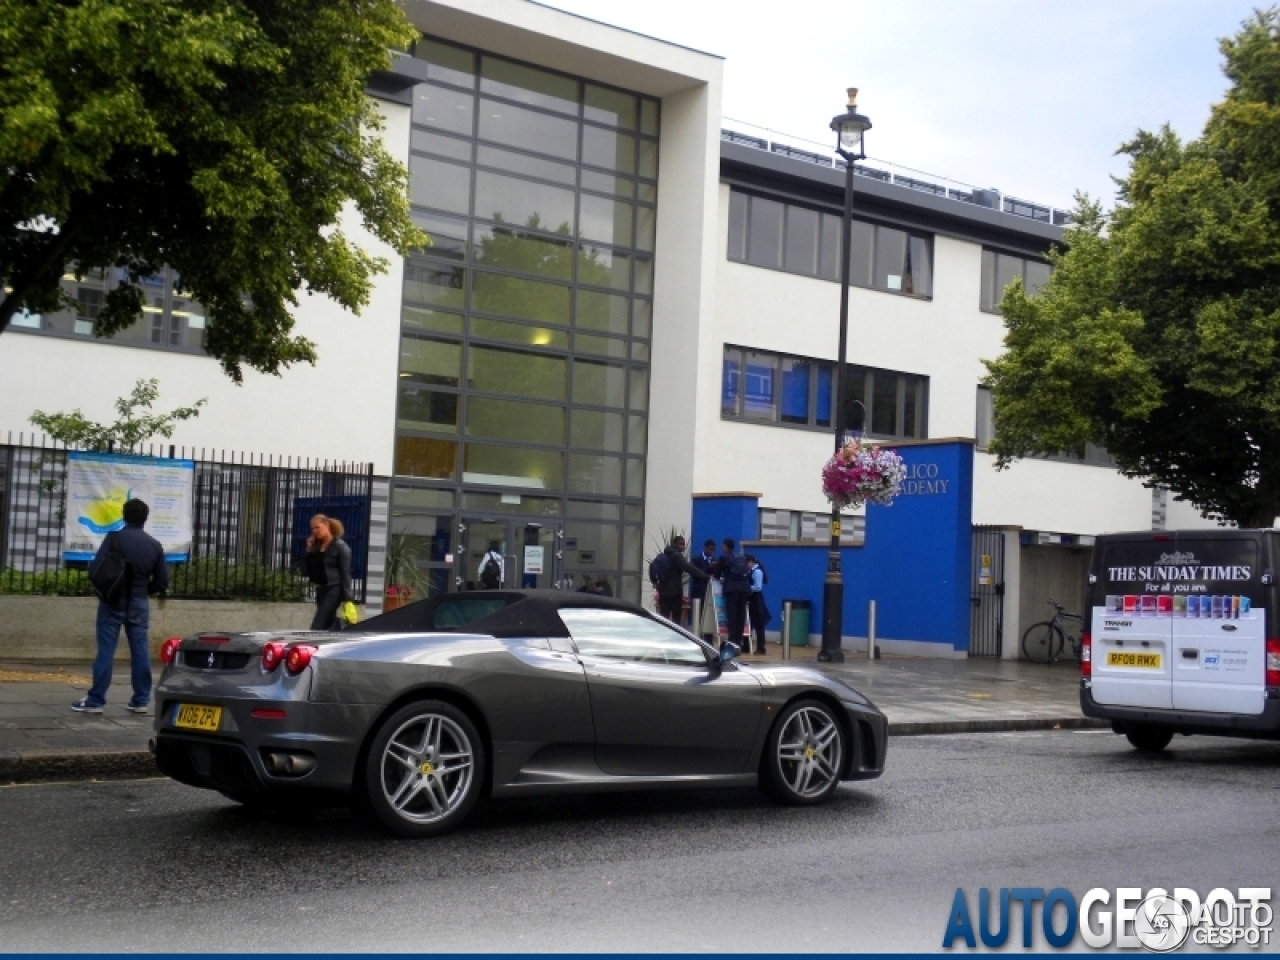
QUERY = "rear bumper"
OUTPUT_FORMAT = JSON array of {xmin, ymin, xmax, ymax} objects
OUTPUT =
[
  {"xmin": 1081, "ymin": 682, "xmax": 1280, "ymax": 739},
  {"xmin": 842, "ymin": 701, "xmax": 888, "ymax": 780},
  {"xmin": 153, "ymin": 697, "xmax": 380, "ymax": 797}
]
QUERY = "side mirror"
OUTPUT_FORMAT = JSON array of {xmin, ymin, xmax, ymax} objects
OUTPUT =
[{"xmin": 720, "ymin": 643, "xmax": 739, "ymax": 663}]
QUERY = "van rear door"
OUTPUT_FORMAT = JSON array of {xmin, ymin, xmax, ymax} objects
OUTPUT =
[
  {"xmin": 1091, "ymin": 609, "xmax": 1173, "ymax": 709},
  {"xmin": 1169, "ymin": 537, "xmax": 1266, "ymax": 715},
  {"xmin": 1090, "ymin": 537, "xmax": 1173, "ymax": 709}
]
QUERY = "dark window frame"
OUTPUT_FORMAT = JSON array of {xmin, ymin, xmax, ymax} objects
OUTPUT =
[
  {"xmin": 979, "ymin": 248, "xmax": 1053, "ymax": 314},
  {"xmin": 722, "ymin": 344, "xmax": 928, "ymax": 441},
  {"xmin": 726, "ymin": 188, "xmax": 934, "ymax": 300}
]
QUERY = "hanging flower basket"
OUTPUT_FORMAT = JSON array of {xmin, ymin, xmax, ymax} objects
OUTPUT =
[{"xmin": 821, "ymin": 438, "xmax": 906, "ymax": 511}]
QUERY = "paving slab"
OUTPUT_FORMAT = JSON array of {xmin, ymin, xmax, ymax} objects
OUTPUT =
[{"xmin": 0, "ymin": 649, "xmax": 1095, "ymax": 783}]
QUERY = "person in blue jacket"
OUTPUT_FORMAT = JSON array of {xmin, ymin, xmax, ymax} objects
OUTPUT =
[{"xmin": 73, "ymin": 499, "xmax": 169, "ymax": 715}]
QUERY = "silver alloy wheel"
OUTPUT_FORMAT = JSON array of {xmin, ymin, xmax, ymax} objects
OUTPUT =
[
  {"xmin": 380, "ymin": 712, "xmax": 475, "ymax": 824},
  {"xmin": 776, "ymin": 705, "xmax": 843, "ymax": 799}
]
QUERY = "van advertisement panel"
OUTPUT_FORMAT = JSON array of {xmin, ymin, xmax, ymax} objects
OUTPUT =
[{"xmin": 1095, "ymin": 538, "xmax": 1263, "ymax": 615}]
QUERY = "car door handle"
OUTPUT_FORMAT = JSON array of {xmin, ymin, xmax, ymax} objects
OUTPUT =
[{"xmin": 1181, "ymin": 649, "xmax": 1198, "ymax": 659}]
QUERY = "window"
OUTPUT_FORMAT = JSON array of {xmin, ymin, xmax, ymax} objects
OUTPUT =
[
  {"xmin": 558, "ymin": 608, "xmax": 708, "ymax": 666},
  {"xmin": 976, "ymin": 386, "xmax": 994, "ymax": 450},
  {"xmin": 727, "ymin": 188, "xmax": 932, "ymax": 297},
  {"xmin": 758, "ymin": 508, "xmax": 863, "ymax": 545},
  {"xmin": 722, "ymin": 346, "xmax": 927, "ymax": 440},
  {"xmin": 980, "ymin": 250, "xmax": 1052, "ymax": 312},
  {"xmin": 9, "ymin": 267, "xmax": 207, "ymax": 354},
  {"xmin": 975, "ymin": 384, "xmax": 1114, "ymax": 466}
]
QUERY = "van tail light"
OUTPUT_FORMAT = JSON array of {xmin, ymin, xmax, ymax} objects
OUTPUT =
[
  {"xmin": 160, "ymin": 637, "xmax": 181, "ymax": 665},
  {"xmin": 1266, "ymin": 639, "xmax": 1280, "ymax": 688},
  {"xmin": 285, "ymin": 644, "xmax": 317, "ymax": 676},
  {"xmin": 261, "ymin": 641, "xmax": 288, "ymax": 672},
  {"xmin": 1081, "ymin": 633, "xmax": 1091, "ymax": 678}
]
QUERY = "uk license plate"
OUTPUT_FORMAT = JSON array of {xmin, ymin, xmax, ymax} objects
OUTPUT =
[
  {"xmin": 1107, "ymin": 652, "xmax": 1162, "ymax": 669},
  {"xmin": 174, "ymin": 703, "xmax": 223, "ymax": 732}
]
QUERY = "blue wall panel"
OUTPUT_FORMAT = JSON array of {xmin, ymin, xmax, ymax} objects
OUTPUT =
[{"xmin": 691, "ymin": 442, "xmax": 974, "ymax": 651}]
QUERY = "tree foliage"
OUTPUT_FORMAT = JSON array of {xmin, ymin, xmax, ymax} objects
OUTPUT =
[
  {"xmin": 30, "ymin": 377, "xmax": 205, "ymax": 450},
  {"xmin": 984, "ymin": 10, "xmax": 1280, "ymax": 527},
  {"xmin": 0, "ymin": 0, "xmax": 424, "ymax": 381}
]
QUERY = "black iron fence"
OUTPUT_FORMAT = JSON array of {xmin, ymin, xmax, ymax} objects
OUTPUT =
[{"xmin": 0, "ymin": 433, "xmax": 373, "ymax": 602}]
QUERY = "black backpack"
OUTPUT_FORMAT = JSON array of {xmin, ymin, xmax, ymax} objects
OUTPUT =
[
  {"xmin": 481, "ymin": 553, "xmax": 501, "ymax": 587},
  {"xmin": 726, "ymin": 554, "xmax": 751, "ymax": 584},
  {"xmin": 648, "ymin": 551, "xmax": 671, "ymax": 585},
  {"xmin": 90, "ymin": 532, "xmax": 131, "ymax": 605}
]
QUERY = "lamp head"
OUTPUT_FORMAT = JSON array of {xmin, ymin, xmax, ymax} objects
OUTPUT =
[{"xmin": 830, "ymin": 87, "xmax": 872, "ymax": 161}]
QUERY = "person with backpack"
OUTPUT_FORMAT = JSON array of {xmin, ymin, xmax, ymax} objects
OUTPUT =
[
  {"xmin": 715, "ymin": 537, "xmax": 753, "ymax": 654},
  {"xmin": 650, "ymin": 536, "xmax": 709, "ymax": 624},
  {"xmin": 477, "ymin": 540, "xmax": 504, "ymax": 589},
  {"xmin": 746, "ymin": 554, "xmax": 771, "ymax": 655},
  {"xmin": 304, "ymin": 514, "xmax": 353, "ymax": 630},
  {"xmin": 73, "ymin": 498, "xmax": 169, "ymax": 714}
]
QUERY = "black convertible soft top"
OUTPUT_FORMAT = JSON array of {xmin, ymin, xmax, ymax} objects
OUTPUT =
[{"xmin": 352, "ymin": 590, "xmax": 650, "ymax": 639}]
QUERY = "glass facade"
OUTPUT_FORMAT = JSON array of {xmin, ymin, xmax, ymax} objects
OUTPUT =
[{"xmin": 392, "ymin": 36, "xmax": 658, "ymax": 604}]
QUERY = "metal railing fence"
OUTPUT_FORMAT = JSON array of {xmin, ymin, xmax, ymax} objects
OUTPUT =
[{"xmin": 0, "ymin": 433, "xmax": 372, "ymax": 603}]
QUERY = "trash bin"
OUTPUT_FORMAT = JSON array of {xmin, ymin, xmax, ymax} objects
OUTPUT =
[{"xmin": 785, "ymin": 599, "xmax": 811, "ymax": 647}]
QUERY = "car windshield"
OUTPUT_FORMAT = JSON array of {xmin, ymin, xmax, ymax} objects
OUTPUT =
[{"xmin": 558, "ymin": 608, "xmax": 709, "ymax": 666}]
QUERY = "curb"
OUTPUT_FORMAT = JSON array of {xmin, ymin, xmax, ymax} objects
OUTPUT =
[
  {"xmin": 0, "ymin": 718, "xmax": 1108, "ymax": 784},
  {"xmin": 0, "ymin": 748, "xmax": 156, "ymax": 784},
  {"xmin": 887, "ymin": 716, "xmax": 1108, "ymax": 737}
]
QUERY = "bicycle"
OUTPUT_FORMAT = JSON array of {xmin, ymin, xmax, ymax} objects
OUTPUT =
[{"xmin": 1021, "ymin": 599, "xmax": 1086, "ymax": 663}]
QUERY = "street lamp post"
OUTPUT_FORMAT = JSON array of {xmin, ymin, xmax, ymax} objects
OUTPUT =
[{"xmin": 818, "ymin": 88, "xmax": 873, "ymax": 665}]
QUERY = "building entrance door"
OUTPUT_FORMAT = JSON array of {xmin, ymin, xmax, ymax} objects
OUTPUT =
[
  {"xmin": 969, "ymin": 526, "xmax": 1005, "ymax": 657},
  {"xmin": 455, "ymin": 517, "xmax": 561, "ymax": 592}
]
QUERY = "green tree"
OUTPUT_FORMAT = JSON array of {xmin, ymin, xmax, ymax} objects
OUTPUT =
[
  {"xmin": 0, "ymin": 0, "xmax": 424, "ymax": 381},
  {"xmin": 31, "ymin": 377, "xmax": 205, "ymax": 450},
  {"xmin": 984, "ymin": 10, "xmax": 1280, "ymax": 527}
]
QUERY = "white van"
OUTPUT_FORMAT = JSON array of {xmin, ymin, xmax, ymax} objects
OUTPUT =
[{"xmin": 1081, "ymin": 530, "xmax": 1280, "ymax": 751}]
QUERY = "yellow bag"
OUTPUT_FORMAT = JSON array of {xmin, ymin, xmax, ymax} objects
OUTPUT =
[{"xmin": 339, "ymin": 601, "xmax": 359, "ymax": 625}]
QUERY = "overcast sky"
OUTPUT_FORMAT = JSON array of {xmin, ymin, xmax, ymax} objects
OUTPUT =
[{"xmin": 541, "ymin": 0, "xmax": 1259, "ymax": 212}]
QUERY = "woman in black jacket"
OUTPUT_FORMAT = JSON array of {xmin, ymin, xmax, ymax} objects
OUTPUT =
[{"xmin": 305, "ymin": 514, "xmax": 353, "ymax": 630}]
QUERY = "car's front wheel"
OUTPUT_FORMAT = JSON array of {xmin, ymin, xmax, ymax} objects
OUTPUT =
[
  {"xmin": 363, "ymin": 700, "xmax": 485, "ymax": 837},
  {"xmin": 760, "ymin": 698, "xmax": 846, "ymax": 805}
]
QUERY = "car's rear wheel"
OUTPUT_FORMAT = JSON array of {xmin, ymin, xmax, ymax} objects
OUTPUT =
[
  {"xmin": 760, "ymin": 699, "xmax": 846, "ymax": 805},
  {"xmin": 363, "ymin": 700, "xmax": 484, "ymax": 837},
  {"xmin": 1125, "ymin": 726, "xmax": 1174, "ymax": 753}
]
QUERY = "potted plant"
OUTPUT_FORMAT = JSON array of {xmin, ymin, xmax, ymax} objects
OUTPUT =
[{"xmin": 383, "ymin": 533, "xmax": 429, "ymax": 611}]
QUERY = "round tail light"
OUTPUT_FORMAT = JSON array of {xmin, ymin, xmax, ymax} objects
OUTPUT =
[
  {"xmin": 285, "ymin": 644, "xmax": 317, "ymax": 676},
  {"xmin": 160, "ymin": 637, "xmax": 181, "ymax": 665},
  {"xmin": 261, "ymin": 641, "xmax": 288, "ymax": 672}
]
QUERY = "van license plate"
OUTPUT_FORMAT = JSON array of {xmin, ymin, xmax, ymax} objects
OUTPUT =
[
  {"xmin": 1107, "ymin": 652, "xmax": 1162, "ymax": 669},
  {"xmin": 174, "ymin": 704, "xmax": 223, "ymax": 732}
]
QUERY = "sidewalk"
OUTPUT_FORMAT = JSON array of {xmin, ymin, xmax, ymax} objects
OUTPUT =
[{"xmin": 0, "ymin": 651, "xmax": 1096, "ymax": 784}]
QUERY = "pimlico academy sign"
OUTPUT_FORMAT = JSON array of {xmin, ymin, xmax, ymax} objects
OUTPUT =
[{"xmin": 900, "ymin": 462, "xmax": 950, "ymax": 496}]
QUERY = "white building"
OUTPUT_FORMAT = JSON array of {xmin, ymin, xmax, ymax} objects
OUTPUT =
[{"xmin": 0, "ymin": 0, "xmax": 1222, "ymax": 655}]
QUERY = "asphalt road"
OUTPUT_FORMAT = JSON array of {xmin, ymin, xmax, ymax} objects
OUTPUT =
[{"xmin": 0, "ymin": 730, "xmax": 1276, "ymax": 952}]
